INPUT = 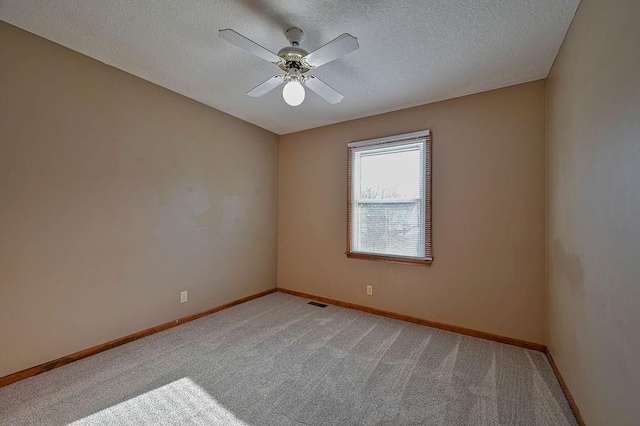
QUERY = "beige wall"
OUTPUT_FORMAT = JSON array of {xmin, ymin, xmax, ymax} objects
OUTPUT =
[
  {"xmin": 279, "ymin": 81, "xmax": 547, "ymax": 344},
  {"xmin": 0, "ymin": 23, "xmax": 279, "ymax": 377},
  {"xmin": 546, "ymin": 0, "xmax": 640, "ymax": 424}
]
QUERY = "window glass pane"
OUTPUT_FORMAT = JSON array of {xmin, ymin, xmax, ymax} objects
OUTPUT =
[
  {"xmin": 357, "ymin": 202, "xmax": 421, "ymax": 257},
  {"xmin": 358, "ymin": 148, "xmax": 421, "ymax": 200}
]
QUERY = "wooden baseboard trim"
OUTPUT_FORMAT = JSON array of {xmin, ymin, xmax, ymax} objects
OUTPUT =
[
  {"xmin": 0, "ymin": 288, "xmax": 277, "ymax": 388},
  {"xmin": 545, "ymin": 348, "xmax": 586, "ymax": 425},
  {"xmin": 277, "ymin": 287, "xmax": 546, "ymax": 352}
]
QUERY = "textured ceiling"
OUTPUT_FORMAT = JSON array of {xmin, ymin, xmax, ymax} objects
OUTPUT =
[{"xmin": 0, "ymin": 0, "xmax": 579, "ymax": 135}]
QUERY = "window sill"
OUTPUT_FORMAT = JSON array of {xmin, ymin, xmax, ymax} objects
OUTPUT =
[{"xmin": 346, "ymin": 252, "xmax": 433, "ymax": 266}]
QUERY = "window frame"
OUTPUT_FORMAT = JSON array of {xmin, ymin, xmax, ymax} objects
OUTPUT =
[{"xmin": 346, "ymin": 130, "xmax": 433, "ymax": 266}]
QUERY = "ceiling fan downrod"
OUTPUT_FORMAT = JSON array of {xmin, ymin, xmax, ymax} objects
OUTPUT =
[{"xmin": 285, "ymin": 28, "xmax": 304, "ymax": 46}]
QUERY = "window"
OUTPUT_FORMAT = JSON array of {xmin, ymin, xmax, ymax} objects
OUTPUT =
[{"xmin": 347, "ymin": 130, "xmax": 432, "ymax": 265}]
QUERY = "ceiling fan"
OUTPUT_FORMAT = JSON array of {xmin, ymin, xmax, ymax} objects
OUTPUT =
[{"xmin": 218, "ymin": 28, "xmax": 359, "ymax": 106}]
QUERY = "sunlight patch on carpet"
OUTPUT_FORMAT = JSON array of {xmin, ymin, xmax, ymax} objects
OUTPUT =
[{"xmin": 70, "ymin": 377, "xmax": 250, "ymax": 425}]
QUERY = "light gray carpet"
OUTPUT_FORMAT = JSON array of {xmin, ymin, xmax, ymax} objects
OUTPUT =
[{"xmin": 0, "ymin": 292, "xmax": 577, "ymax": 425}]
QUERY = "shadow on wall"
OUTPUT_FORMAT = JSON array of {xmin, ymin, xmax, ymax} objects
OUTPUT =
[
  {"xmin": 549, "ymin": 239, "xmax": 585, "ymax": 346},
  {"xmin": 551, "ymin": 239, "xmax": 584, "ymax": 299}
]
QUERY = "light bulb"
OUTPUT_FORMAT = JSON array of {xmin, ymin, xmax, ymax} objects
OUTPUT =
[{"xmin": 283, "ymin": 80, "xmax": 305, "ymax": 106}]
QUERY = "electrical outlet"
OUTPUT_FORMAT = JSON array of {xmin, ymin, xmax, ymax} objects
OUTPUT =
[
  {"xmin": 366, "ymin": 285, "xmax": 373, "ymax": 296},
  {"xmin": 180, "ymin": 290, "xmax": 188, "ymax": 303}
]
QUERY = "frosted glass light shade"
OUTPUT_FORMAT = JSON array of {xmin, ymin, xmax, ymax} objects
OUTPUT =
[{"xmin": 283, "ymin": 81, "xmax": 305, "ymax": 106}]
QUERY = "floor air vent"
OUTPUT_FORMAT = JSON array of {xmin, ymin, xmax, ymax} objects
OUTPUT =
[{"xmin": 308, "ymin": 301, "xmax": 328, "ymax": 308}]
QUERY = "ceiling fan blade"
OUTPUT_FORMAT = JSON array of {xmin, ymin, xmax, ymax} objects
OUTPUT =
[
  {"xmin": 304, "ymin": 76, "xmax": 344, "ymax": 104},
  {"xmin": 302, "ymin": 33, "xmax": 359, "ymax": 68},
  {"xmin": 218, "ymin": 29, "xmax": 282, "ymax": 64},
  {"xmin": 247, "ymin": 75, "xmax": 285, "ymax": 97}
]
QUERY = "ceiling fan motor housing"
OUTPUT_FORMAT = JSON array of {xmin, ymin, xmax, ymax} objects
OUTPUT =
[{"xmin": 277, "ymin": 46, "xmax": 311, "ymax": 73}]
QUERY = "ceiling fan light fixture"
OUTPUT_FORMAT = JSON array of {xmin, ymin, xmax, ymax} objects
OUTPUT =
[{"xmin": 283, "ymin": 79, "xmax": 305, "ymax": 106}]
